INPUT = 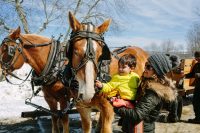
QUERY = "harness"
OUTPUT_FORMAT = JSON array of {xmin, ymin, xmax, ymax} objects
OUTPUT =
[
  {"xmin": 65, "ymin": 22, "xmax": 111, "ymax": 84},
  {"xmin": 111, "ymin": 46, "xmax": 131, "ymax": 60},
  {"xmin": 0, "ymin": 37, "xmax": 52, "ymax": 85},
  {"xmin": 31, "ymin": 39, "xmax": 66, "ymax": 86},
  {"xmin": 0, "ymin": 35, "xmax": 74, "ymax": 117},
  {"xmin": 0, "ymin": 35, "xmax": 67, "ymax": 92}
]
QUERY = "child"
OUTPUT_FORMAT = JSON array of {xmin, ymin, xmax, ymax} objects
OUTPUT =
[{"xmin": 95, "ymin": 54, "xmax": 140, "ymax": 108}]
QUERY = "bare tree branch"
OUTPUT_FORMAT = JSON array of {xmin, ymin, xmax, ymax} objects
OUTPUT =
[
  {"xmin": 0, "ymin": 18, "xmax": 11, "ymax": 31},
  {"xmin": 82, "ymin": 0, "xmax": 101, "ymax": 22},
  {"xmin": 161, "ymin": 39, "xmax": 175, "ymax": 53},
  {"xmin": 37, "ymin": 0, "xmax": 63, "ymax": 34},
  {"xmin": 15, "ymin": 0, "xmax": 30, "ymax": 33},
  {"xmin": 2, "ymin": 0, "xmax": 15, "ymax": 3},
  {"xmin": 187, "ymin": 23, "xmax": 200, "ymax": 53},
  {"xmin": 1, "ymin": 0, "xmax": 121, "ymax": 44},
  {"xmin": 63, "ymin": 0, "xmax": 103, "ymax": 43},
  {"xmin": 63, "ymin": 0, "xmax": 82, "ymax": 42}
]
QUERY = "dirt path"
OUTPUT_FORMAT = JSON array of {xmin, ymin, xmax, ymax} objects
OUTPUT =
[
  {"xmin": 1, "ymin": 103, "xmax": 200, "ymax": 133},
  {"xmin": 156, "ymin": 104, "xmax": 200, "ymax": 133}
]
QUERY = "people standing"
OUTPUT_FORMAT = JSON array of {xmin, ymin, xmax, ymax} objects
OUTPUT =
[{"xmin": 185, "ymin": 51, "xmax": 200, "ymax": 123}]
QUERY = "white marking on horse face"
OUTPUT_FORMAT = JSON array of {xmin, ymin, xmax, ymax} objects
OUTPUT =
[
  {"xmin": 77, "ymin": 24, "xmax": 98, "ymax": 101},
  {"xmin": 83, "ymin": 42, "xmax": 98, "ymax": 100},
  {"xmin": 77, "ymin": 42, "xmax": 87, "ymax": 95}
]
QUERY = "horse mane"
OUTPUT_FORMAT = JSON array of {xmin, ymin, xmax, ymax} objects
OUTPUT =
[{"xmin": 21, "ymin": 34, "xmax": 51, "ymax": 43}]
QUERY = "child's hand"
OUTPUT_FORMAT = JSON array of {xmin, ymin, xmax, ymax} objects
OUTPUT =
[{"xmin": 95, "ymin": 80, "xmax": 103, "ymax": 89}]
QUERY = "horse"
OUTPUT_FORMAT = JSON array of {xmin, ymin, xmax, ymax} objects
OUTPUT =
[
  {"xmin": 67, "ymin": 11, "xmax": 149, "ymax": 133},
  {"xmin": 0, "ymin": 27, "xmax": 75, "ymax": 133}
]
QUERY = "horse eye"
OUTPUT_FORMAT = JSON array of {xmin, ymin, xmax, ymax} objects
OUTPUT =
[{"xmin": 3, "ymin": 46, "xmax": 7, "ymax": 51}]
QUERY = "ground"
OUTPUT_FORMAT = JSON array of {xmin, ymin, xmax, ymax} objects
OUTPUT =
[
  {"xmin": 0, "ymin": 65, "xmax": 200, "ymax": 132},
  {"xmin": 1, "ymin": 102, "xmax": 200, "ymax": 133}
]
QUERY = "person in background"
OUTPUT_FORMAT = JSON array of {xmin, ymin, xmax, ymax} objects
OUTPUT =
[
  {"xmin": 114, "ymin": 54, "xmax": 177, "ymax": 133},
  {"xmin": 167, "ymin": 54, "xmax": 183, "ymax": 122},
  {"xmin": 184, "ymin": 51, "xmax": 200, "ymax": 123},
  {"xmin": 159, "ymin": 54, "xmax": 182, "ymax": 123}
]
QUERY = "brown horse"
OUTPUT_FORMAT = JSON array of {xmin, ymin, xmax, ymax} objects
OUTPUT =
[
  {"xmin": 0, "ymin": 27, "xmax": 74, "ymax": 133},
  {"xmin": 67, "ymin": 12, "xmax": 148, "ymax": 133}
]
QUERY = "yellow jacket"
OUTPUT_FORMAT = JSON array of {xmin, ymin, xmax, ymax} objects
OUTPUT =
[{"xmin": 100, "ymin": 72, "xmax": 140, "ymax": 100}]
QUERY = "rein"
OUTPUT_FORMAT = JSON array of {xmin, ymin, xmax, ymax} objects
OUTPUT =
[
  {"xmin": 4, "ymin": 69, "xmax": 33, "ymax": 85},
  {"xmin": 0, "ymin": 36, "xmax": 52, "ymax": 71}
]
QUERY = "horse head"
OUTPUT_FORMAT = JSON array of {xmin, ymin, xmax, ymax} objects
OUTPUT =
[
  {"xmin": 67, "ymin": 11, "xmax": 111, "ymax": 101},
  {"xmin": 0, "ymin": 27, "xmax": 51, "ymax": 75},
  {"xmin": 0, "ymin": 27, "xmax": 26, "ymax": 72}
]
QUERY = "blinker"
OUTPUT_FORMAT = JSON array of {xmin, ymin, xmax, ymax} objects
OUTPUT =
[
  {"xmin": 16, "ymin": 39, "xmax": 20, "ymax": 44},
  {"xmin": 8, "ymin": 46, "xmax": 16, "ymax": 56}
]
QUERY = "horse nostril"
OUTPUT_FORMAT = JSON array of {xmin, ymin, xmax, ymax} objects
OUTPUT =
[
  {"xmin": 78, "ymin": 93, "xmax": 83, "ymax": 99},
  {"xmin": 88, "ymin": 53, "xmax": 94, "ymax": 59}
]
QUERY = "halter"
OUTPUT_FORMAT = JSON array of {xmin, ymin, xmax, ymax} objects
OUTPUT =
[
  {"xmin": 0, "ymin": 36, "xmax": 51, "ymax": 71},
  {"xmin": 69, "ymin": 22, "xmax": 106, "ymax": 78},
  {"xmin": 0, "ymin": 37, "xmax": 26, "ymax": 70},
  {"xmin": 0, "ymin": 36, "xmax": 52, "ymax": 84}
]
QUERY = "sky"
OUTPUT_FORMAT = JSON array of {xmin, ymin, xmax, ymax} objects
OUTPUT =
[
  {"xmin": 104, "ymin": 0, "xmax": 200, "ymax": 51},
  {"xmin": 0, "ymin": 0, "xmax": 200, "ymax": 51}
]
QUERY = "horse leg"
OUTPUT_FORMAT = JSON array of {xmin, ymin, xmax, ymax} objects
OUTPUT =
[
  {"xmin": 44, "ymin": 94, "xmax": 60, "ymax": 133},
  {"xmin": 95, "ymin": 113, "xmax": 102, "ymax": 133},
  {"xmin": 77, "ymin": 107, "xmax": 92, "ymax": 133},
  {"xmin": 100, "ymin": 100, "xmax": 114, "ymax": 133},
  {"xmin": 59, "ymin": 99, "xmax": 69, "ymax": 133},
  {"xmin": 91, "ymin": 94, "xmax": 114, "ymax": 133}
]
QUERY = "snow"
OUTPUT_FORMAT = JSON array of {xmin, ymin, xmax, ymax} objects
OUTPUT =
[
  {"xmin": 0, "ymin": 64, "xmax": 48, "ymax": 119},
  {"xmin": 0, "ymin": 64, "xmax": 82, "ymax": 123}
]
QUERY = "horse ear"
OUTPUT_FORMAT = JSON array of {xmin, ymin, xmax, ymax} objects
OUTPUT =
[
  {"xmin": 97, "ymin": 19, "xmax": 111, "ymax": 34},
  {"xmin": 68, "ymin": 11, "xmax": 81, "ymax": 31},
  {"xmin": 10, "ymin": 26, "xmax": 21, "ymax": 39}
]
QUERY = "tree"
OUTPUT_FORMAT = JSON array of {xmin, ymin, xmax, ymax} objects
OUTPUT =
[
  {"xmin": 186, "ymin": 7, "xmax": 200, "ymax": 53},
  {"xmin": 0, "ymin": 0, "xmax": 127, "ymax": 42},
  {"xmin": 161, "ymin": 39, "xmax": 176, "ymax": 53},
  {"xmin": 187, "ymin": 23, "xmax": 200, "ymax": 53},
  {"xmin": 144, "ymin": 42, "xmax": 161, "ymax": 53}
]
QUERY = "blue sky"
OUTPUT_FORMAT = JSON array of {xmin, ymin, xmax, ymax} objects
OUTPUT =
[
  {"xmin": 104, "ymin": 0, "xmax": 200, "ymax": 51},
  {"xmin": 0, "ymin": 0, "xmax": 199, "ymax": 51}
]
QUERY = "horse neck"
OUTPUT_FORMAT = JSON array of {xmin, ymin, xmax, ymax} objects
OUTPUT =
[{"xmin": 21, "ymin": 34, "xmax": 51, "ymax": 75}]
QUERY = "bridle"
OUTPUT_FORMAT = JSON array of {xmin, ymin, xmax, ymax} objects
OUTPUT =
[
  {"xmin": 0, "ymin": 36, "xmax": 52, "ymax": 84},
  {"xmin": 69, "ymin": 22, "xmax": 107, "ymax": 78},
  {"xmin": 0, "ymin": 36, "xmax": 52, "ymax": 71},
  {"xmin": 0, "ymin": 37, "xmax": 27, "ymax": 71}
]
